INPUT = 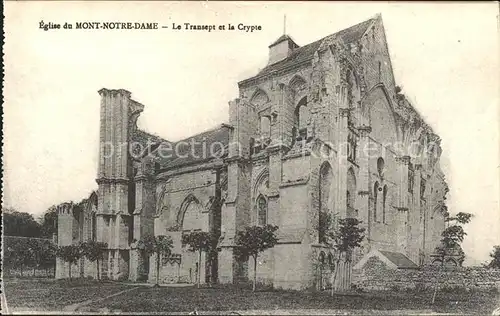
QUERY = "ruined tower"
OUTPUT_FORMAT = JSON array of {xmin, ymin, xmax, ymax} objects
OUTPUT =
[{"xmin": 96, "ymin": 88, "xmax": 144, "ymax": 280}]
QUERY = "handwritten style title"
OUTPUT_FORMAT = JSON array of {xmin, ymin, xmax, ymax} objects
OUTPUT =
[{"xmin": 39, "ymin": 21, "xmax": 263, "ymax": 32}]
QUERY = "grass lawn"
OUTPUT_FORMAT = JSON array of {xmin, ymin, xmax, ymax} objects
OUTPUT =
[
  {"xmin": 4, "ymin": 279, "xmax": 500, "ymax": 314},
  {"xmin": 3, "ymin": 278, "xmax": 132, "ymax": 312},
  {"xmin": 85, "ymin": 285, "xmax": 500, "ymax": 314}
]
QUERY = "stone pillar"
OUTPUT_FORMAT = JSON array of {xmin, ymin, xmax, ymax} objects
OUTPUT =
[
  {"xmin": 266, "ymin": 145, "xmax": 283, "ymax": 289},
  {"xmin": 219, "ymin": 158, "xmax": 251, "ymax": 284},
  {"xmin": 356, "ymin": 125, "xmax": 372, "ymax": 247},
  {"xmin": 219, "ymin": 98, "xmax": 254, "ymax": 284},
  {"xmin": 96, "ymin": 88, "xmax": 146, "ymax": 281},
  {"xmin": 414, "ymin": 164, "xmax": 425, "ymax": 264},
  {"xmin": 130, "ymin": 160, "xmax": 156, "ymax": 281},
  {"xmin": 337, "ymin": 106, "xmax": 350, "ymax": 219},
  {"xmin": 270, "ymin": 83, "xmax": 294, "ymax": 148},
  {"xmin": 56, "ymin": 203, "xmax": 74, "ymax": 279},
  {"xmin": 395, "ymin": 155, "xmax": 410, "ymax": 209},
  {"xmin": 395, "ymin": 156, "xmax": 410, "ymax": 253},
  {"xmin": 129, "ymin": 243, "xmax": 139, "ymax": 282}
]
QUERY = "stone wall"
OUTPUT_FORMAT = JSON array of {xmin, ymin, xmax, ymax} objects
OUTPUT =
[{"xmin": 353, "ymin": 256, "xmax": 500, "ymax": 291}]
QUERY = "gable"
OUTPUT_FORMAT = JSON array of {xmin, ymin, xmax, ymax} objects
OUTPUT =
[
  {"xmin": 354, "ymin": 249, "xmax": 418, "ymax": 270},
  {"xmin": 359, "ymin": 15, "xmax": 397, "ymax": 95},
  {"xmin": 363, "ymin": 85, "xmax": 399, "ymax": 144},
  {"xmin": 239, "ymin": 17, "xmax": 376, "ymax": 87}
]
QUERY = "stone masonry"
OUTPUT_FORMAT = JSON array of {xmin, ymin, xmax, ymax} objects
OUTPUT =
[{"xmin": 56, "ymin": 14, "xmax": 449, "ymax": 290}]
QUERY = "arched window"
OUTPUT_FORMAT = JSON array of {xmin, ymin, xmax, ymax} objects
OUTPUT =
[
  {"xmin": 327, "ymin": 253, "xmax": 334, "ymax": 267},
  {"xmin": 347, "ymin": 168, "xmax": 357, "ymax": 218},
  {"xmin": 181, "ymin": 198, "xmax": 203, "ymax": 231},
  {"xmin": 319, "ymin": 162, "xmax": 333, "ymax": 243},
  {"xmin": 294, "ymin": 97, "xmax": 308, "ymax": 140},
  {"xmin": 420, "ymin": 178, "xmax": 426, "ymax": 200},
  {"xmin": 408, "ymin": 167, "xmax": 414, "ymax": 193},
  {"xmin": 383, "ymin": 185, "xmax": 388, "ymax": 223},
  {"xmin": 347, "ymin": 70, "xmax": 354, "ymax": 109},
  {"xmin": 319, "ymin": 251, "xmax": 326, "ymax": 265},
  {"xmin": 347, "ymin": 133, "xmax": 357, "ymax": 162},
  {"xmin": 374, "ymin": 182, "xmax": 379, "ymax": 222},
  {"xmin": 91, "ymin": 212, "xmax": 97, "ymax": 241},
  {"xmin": 257, "ymin": 195, "xmax": 268, "ymax": 226},
  {"xmin": 377, "ymin": 157, "xmax": 385, "ymax": 178}
]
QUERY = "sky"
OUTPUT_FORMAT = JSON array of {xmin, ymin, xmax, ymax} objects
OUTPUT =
[{"xmin": 3, "ymin": 2, "xmax": 499, "ymax": 265}]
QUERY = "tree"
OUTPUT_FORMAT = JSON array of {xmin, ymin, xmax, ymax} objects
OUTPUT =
[
  {"xmin": 26, "ymin": 238, "xmax": 43, "ymax": 276},
  {"xmin": 56, "ymin": 245, "xmax": 82, "ymax": 280},
  {"xmin": 488, "ymin": 245, "xmax": 500, "ymax": 269},
  {"xmin": 81, "ymin": 240, "xmax": 108, "ymax": 280},
  {"xmin": 435, "ymin": 212, "xmax": 473, "ymax": 266},
  {"xmin": 39, "ymin": 206, "xmax": 58, "ymax": 239},
  {"xmin": 39, "ymin": 242, "xmax": 57, "ymax": 277},
  {"xmin": 3, "ymin": 210, "xmax": 41, "ymax": 237},
  {"xmin": 234, "ymin": 225, "xmax": 279, "ymax": 292},
  {"xmin": 139, "ymin": 235, "xmax": 173, "ymax": 287},
  {"xmin": 182, "ymin": 231, "xmax": 218, "ymax": 288},
  {"xmin": 5, "ymin": 238, "xmax": 31, "ymax": 276},
  {"xmin": 328, "ymin": 217, "xmax": 365, "ymax": 294},
  {"xmin": 432, "ymin": 211, "xmax": 473, "ymax": 303},
  {"xmin": 19, "ymin": 239, "xmax": 36, "ymax": 276}
]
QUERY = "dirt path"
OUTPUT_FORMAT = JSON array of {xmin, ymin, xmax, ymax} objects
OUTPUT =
[{"xmin": 62, "ymin": 286, "xmax": 140, "ymax": 312}]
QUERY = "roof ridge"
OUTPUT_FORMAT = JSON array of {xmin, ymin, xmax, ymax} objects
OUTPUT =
[
  {"xmin": 240, "ymin": 16, "xmax": 376, "ymax": 86},
  {"xmin": 173, "ymin": 123, "xmax": 229, "ymax": 143},
  {"xmin": 136, "ymin": 128, "xmax": 171, "ymax": 143},
  {"xmin": 299, "ymin": 15, "xmax": 376, "ymax": 50}
]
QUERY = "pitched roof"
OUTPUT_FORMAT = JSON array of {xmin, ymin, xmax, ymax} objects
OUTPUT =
[
  {"xmin": 240, "ymin": 17, "xmax": 375, "ymax": 84},
  {"xmin": 131, "ymin": 129, "xmax": 172, "ymax": 148},
  {"xmin": 379, "ymin": 250, "xmax": 419, "ymax": 269},
  {"xmin": 354, "ymin": 249, "xmax": 419, "ymax": 270},
  {"xmin": 157, "ymin": 124, "xmax": 231, "ymax": 170},
  {"xmin": 269, "ymin": 34, "xmax": 298, "ymax": 48}
]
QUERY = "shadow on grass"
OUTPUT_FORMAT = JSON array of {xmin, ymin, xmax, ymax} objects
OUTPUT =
[
  {"xmin": 4, "ymin": 278, "xmax": 133, "ymax": 312},
  {"xmin": 6, "ymin": 279, "xmax": 500, "ymax": 315}
]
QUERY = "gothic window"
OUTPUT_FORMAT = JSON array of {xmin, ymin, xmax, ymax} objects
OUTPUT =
[
  {"xmin": 249, "ymin": 137, "xmax": 255, "ymax": 154},
  {"xmin": 128, "ymin": 180, "xmax": 136, "ymax": 215},
  {"xmin": 346, "ymin": 70, "xmax": 354, "ymax": 109},
  {"xmin": 347, "ymin": 168, "xmax": 357, "ymax": 218},
  {"xmin": 181, "ymin": 198, "xmax": 203, "ymax": 231},
  {"xmin": 294, "ymin": 97, "xmax": 308, "ymax": 140},
  {"xmin": 347, "ymin": 132, "xmax": 357, "ymax": 162},
  {"xmin": 91, "ymin": 213, "xmax": 97, "ymax": 241},
  {"xmin": 257, "ymin": 195, "xmax": 268, "ymax": 226},
  {"xmin": 319, "ymin": 251, "xmax": 326, "ymax": 265},
  {"xmin": 420, "ymin": 178, "xmax": 426, "ymax": 200},
  {"xmin": 374, "ymin": 182, "xmax": 379, "ymax": 222},
  {"xmin": 327, "ymin": 253, "xmax": 334, "ymax": 267},
  {"xmin": 319, "ymin": 162, "xmax": 333, "ymax": 243},
  {"xmin": 383, "ymin": 185, "xmax": 388, "ymax": 223},
  {"xmin": 250, "ymin": 89, "xmax": 270, "ymax": 108},
  {"xmin": 408, "ymin": 167, "xmax": 414, "ymax": 194},
  {"xmin": 377, "ymin": 157, "xmax": 385, "ymax": 178}
]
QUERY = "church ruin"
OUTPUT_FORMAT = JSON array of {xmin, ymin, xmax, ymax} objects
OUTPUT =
[{"xmin": 56, "ymin": 14, "xmax": 449, "ymax": 290}]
